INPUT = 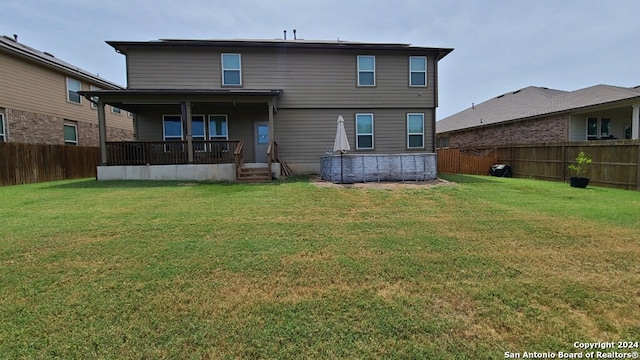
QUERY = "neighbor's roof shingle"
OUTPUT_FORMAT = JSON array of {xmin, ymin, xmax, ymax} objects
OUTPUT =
[{"xmin": 437, "ymin": 84, "xmax": 640, "ymax": 134}]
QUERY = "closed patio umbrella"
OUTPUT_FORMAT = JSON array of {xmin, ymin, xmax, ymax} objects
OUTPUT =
[{"xmin": 333, "ymin": 115, "xmax": 350, "ymax": 183}]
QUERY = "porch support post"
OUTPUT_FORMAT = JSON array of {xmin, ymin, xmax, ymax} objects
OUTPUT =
[
  {"xmin": 632, "ymin": 104, "xmax": 639, "ymax": 140},
  {"xmin": 183, "ymin": 101, "xmax": 194, "ymax": 163},
  {"xmin": 268, "ymin": 100, "xmax": 275, "ymax": 144},
  {"xmin": 97, "ymin": 99, "xmax": 107, "ymax": 165}
]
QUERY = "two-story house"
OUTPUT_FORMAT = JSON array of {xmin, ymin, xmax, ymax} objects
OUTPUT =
[
  {"xmin": 80, "ymin": 38, "xmax": 452, "ymax": 182},
  {"xmin": 0, "ymin": 35, "xmax": 133, "ymax": 146}
]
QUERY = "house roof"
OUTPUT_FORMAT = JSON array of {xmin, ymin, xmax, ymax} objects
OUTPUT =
[
  {"xmin": 77, "ymin": 88, "xmax": 283, "ymax": 113},
  {"xmin": 79, "ymin": 88, "xmax": 283, "ymax": 97},
  {"xmin": 106, "ymin": 38, "xmax": 454, "ymax": 60},
  {"xmin": 0, "ymin": 35, "xmax": 123, "ymax": 89},
  {"xmin": 437, "ymin": 84, "xmax": 640, "ymax": 134}
]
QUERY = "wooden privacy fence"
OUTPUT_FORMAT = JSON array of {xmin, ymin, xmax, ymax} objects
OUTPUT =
[
  {"xmin": 437, "ymin": 148, "xmax": 498, "ymax": 175},
  {"xmin": 437, "ymin": 140, "xmax": 640, "ymax": 190},
  {"xmin": 0, "ymin": 143, "xmax": 99, "ymax": 186}
]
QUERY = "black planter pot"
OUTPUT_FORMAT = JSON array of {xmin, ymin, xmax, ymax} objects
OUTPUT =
[{"xmin": 569, "ymin": 177, "xmax": 590, "ymax": 188}]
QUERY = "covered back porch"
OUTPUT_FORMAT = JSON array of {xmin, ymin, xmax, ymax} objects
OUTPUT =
[
  {"xmin": 569, "ymin": 103, "xmax": 640, "ymax": 141},
  {"xmin": 80, "ymin": 89, "xmax": 283, "ymax": 181}
]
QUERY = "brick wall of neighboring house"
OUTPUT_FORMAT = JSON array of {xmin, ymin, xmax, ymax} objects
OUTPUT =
[
  {"xmin": 76, "ymin": 122, "xmax": 133, "ymax": 146},
  {"xmin": 6, "ymin": 108, "xmax": 63, "ymax": 144},
  {"xmin": 4, "ymin": 108, "xmax": 134, "ymax": 145},
  {"xmin": 445, "ymin": 114, "xmax": 569, "ymax": 148}
]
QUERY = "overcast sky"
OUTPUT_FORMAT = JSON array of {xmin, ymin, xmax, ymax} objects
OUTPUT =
[{"xmin": 3, "ymin": 0, "xmax": 638, "ymax": 120}]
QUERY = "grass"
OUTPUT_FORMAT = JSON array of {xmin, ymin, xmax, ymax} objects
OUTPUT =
[{"xmin": 0, "ymin": 175, "xmax": 639, "ymax": 359}]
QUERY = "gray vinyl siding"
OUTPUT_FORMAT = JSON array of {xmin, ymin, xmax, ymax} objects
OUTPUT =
[
  {"xmin": 136, "ymin": 106, "xmax": 433, "ymax": 165},
  {"xmin": 569, "ymin": 115, "xmax": 586, "ymax": 141},
  {"xmin": 274, "ymin": 108, "xmax": 434, "ymax": 164},
  {"xmin": 126, "ymin": 47, "xmax": 437, "ymax": 109},
  {"xmin": 0, "ymin": 51, "xmax": 132, "ymax": 131},
  {"xmin": 135, "ymin": 103, "xmax": 271, "ymax": 163}
]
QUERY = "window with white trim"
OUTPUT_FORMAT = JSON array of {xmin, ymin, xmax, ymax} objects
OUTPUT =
[
  {"xmin": 221, "ymin": 54, "xmax": 241, "ymax": 86},
  {"xmin": 0, "ymin": 113, "xmax": 5, "ymax": 142},
  {"xmin": 64, "ymin": 123, "xmax": 77, "ymax": 145},
  {"xmin": 357, "ymin": 56, "xmax": 375, "ymax": 86},
  {"xmin": 66, "ymin": 78, "xmax": 82, "ymax": 104},
  {"xmin": 163, "ymin": 115, "xmax": 183, "ymax": 141},
  {"xmin": 111, "ymin": 106, "xmax": 121, "ymax": 114},
  {"xmin": 587, "ymin": 117, "xmax": 612, "ymax": 140},
  {"xmin": 436, "ymin": 137, "xmax": 450, "ymax": 149},
  {"xmin": 208, "ymin": 115, "xmax": 228, "ymax": 140},
  {"xmin": 192, "ymin": 115, "xmax": 206, "ymax": 151},
  {"xmin": 407, "ymin": 113, "xmax": 424, "ymax": 148},
  {"xmin": 163, "ymin": 115, "xmax": 183, "ymax": 152},
  {"xmin": 409, "ymin": 56, "xmax": 427, "ymax": 87},
  {"xmin": 356, "ymin": 113, "xmax": 374, "ymax": 149},
  {"xmin": 90, "ymin": 85, "xmax": 99, "ymax": 109}
]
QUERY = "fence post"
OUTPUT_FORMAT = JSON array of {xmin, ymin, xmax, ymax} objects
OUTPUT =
[
  {"xmin": 561, "ymin": 145, "xmax": 566, "ymax": 183},
  {"xmin": 511, "ymin": 146, "xmax": 515, "ymax": 171}
]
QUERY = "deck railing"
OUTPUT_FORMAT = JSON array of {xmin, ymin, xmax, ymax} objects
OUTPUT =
[{"xmin": 106, "ymin": 140, "xmax": 242, "ymax": 166}]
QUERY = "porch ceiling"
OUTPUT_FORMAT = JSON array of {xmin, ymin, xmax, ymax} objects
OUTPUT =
[{"xmin": 78, "ymin": 88, "xmax": 283, "ymax": 113}]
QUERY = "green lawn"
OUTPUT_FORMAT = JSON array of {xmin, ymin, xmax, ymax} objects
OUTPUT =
[{"xmin": 1, "ymin": 175, "xmax": 638, "ymax": 359}]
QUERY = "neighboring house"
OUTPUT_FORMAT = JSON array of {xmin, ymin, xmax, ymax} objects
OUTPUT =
[
  {"xmin": 436, "ymin": 84, "xmax": 640, "ymax": 148},
  {"xmin": 80, "ymin": 38, "xmax": 452, "ymax": 181},
  {"xmin": 0, "ymin": 35, "xmax": 133, "ymax": 146}
]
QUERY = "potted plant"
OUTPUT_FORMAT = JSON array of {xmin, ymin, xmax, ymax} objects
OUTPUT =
[{"xmin": 567, "ymin": 151, "xmax": 592, "ymax": 188}]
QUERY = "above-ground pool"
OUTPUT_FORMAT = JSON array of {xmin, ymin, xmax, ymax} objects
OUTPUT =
[{"xmin": 320, "ymin": 153, "xmax": 437, "ymax": 183}]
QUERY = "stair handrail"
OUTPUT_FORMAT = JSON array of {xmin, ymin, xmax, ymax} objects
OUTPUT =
[
  {"xmin": 267, "ymin": 140, "xmax": 278, "ymax": 180},
  {"xmin": 234, "ymin": 140, "xmax": 244, "ymax": 180}
]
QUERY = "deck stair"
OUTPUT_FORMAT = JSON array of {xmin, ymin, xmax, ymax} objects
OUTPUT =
[{"xmin": 237, "ymin": 165, "xmax": 271, "ymax": 182}]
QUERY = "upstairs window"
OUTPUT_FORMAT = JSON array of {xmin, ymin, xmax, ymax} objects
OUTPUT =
[
  {"xmin": 222, "ymin": 54, "xmax": 242, "ymax": 86},
  {"xmin": 407, "ymin": 113, "xmax": 425, "ymax": 148},
  {"xmin": 66, "ymin": 78, "xmax": 82, "ymax": 104},
  {"xmin": 64, "ymin": 123, "xmax": 77, "ymax": 145},
  {"xmin": 111, "ymin": 106, "xmax": 121, "ymax": 114},
  {"xmin": 0, "ymin": 113, "xmax": 5, "ymax": 142},
  {"xmin": 355, "ymin": 113, "xmax": 374, "ymax": 149},
  {"xmin": 90, "ymin": 85, "xmax": 99, "ymax": 109},
  {"xmin": 357, "ymin": 56, "xmax": 375, "ymax": 86},
  {"xmin": 410, "ymin": 56, "xmax": 427, "ymax": 87},
  {"xmin": 163, "ymin": 115, "xmax": 183, "ymax": 141}
]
